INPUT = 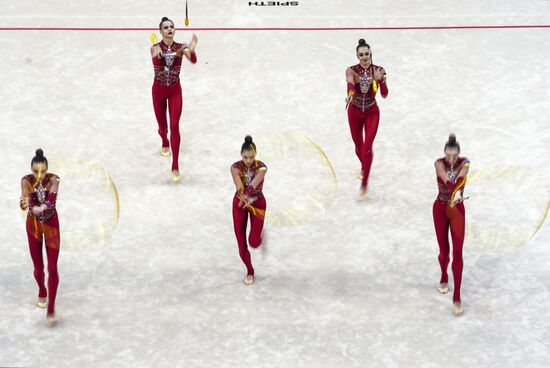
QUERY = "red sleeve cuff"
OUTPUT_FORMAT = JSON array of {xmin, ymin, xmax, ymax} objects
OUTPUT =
[
  {"xmin": 245, "ymin": 185, "xmax": 255, "ymax": 197},
  {"xmin": 44, "ymin": 192, "xmax": 57, "ymax": 209}
]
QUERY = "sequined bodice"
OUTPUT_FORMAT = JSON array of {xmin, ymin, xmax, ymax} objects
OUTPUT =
[
  {"xmin": 350, "ymin": 64, "xmax": 378, "ymax": 112},
  {"xmin": 436, "ymin": 157, "xmax": 467, "ymax": 202},
  {"xmin": 232, "ymin": 160, "xmax": 267, "ymax": 197},
  {"xmin": 23, "ymin": 174, "xmax": 58, "ymax": 222},
  {"xmin": 152, "ymin": 41, "xmax": 185, "ymax": 86}
]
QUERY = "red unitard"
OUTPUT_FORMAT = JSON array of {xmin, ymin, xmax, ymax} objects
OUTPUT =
[
  {"xmin": 231, "ymin": 160, "xmax": 267, "ymax": 276},
  {"xmin": 433, "ymin": 157, "xmax": 469, "ymax": 302},
  {"xmin": 152, "ymin": 40, "xmax": 197, "ymax": 171},
  {"xmin": 346, "ymin": 63, "xmax": 388, "ymax": 189},
  {"xmin": 21, "ymin": 173, "xmax": 61, "ymax": 316}
]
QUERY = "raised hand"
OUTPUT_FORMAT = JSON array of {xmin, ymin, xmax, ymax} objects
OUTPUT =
[
  {"xmin": 373, "ymin": 67, "xmax": 385, "ymax": 82},
  {"xmin": 151, "ymin": 44, "xmax": 163, "ymax": 59},
  {"xmin": 189, "ymin": 34, "xmax": 198, "ymax": 51}
]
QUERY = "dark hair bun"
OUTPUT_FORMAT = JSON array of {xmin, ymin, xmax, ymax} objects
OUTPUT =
[
  {"xmin": 448, "ymin": 133, "xmax": 456, "ymax": 144},
  {"xmin": 159, "ymin": 17, "xmax": 173, "ymax": 30},
  {"xmin": 31, "ymin": 148, "xmax": 48, "ymax": 167},
  {"xmin": 244, "ymin": 135, "xmax": 253, "ymax": 144},
  {"xmin": 358, "ymin": 39, "xmax": 367, "ymax": 45}
]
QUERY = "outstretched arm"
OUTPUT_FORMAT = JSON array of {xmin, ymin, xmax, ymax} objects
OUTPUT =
[
  {"xmin": 435, "ymin": 160, "xmax": 451, "ymax": 183},
  {"xmin": 241, "ymin": 166, "xmax": 267, "ymax": 207},
  {"xmin": 248, "ymin": 168, "xmax": 266, "ymax": 190},
  {"xmin": 20, "ymin": 177, "xmax": 31, "ymax": 210},
  {"xmin": 457, "ymin": 159, "xmax": 470, "ymax": 179},
  {"xmin": 44, "ymin": 175, "xmax": 60, "ymax": 210},
  {"xmin": 435, "ymin": 160, "xmax": 459, "ymax": 205},
  {"xmin": 231, "ymin": 166, "xmax": 250, "ymax": 209},
  {"xmin": 450, "ymin": 160, "xmax": 470, "ymax": 206},
  {"xmin": 231, "ymin": 166, "xmax": 244, "ymax": 193}
]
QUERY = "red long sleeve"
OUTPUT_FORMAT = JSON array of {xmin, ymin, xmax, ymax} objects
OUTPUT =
[
  {"xmin": 44, "ymin": 192, "xmax": 57, "ymax": 210},
  {"xmin": 445, "ymin": 180, "xmax": 455, "ymax": 193},
  {"xmin": 245, "ymin": 185, "xmax": 255, "ymax": 197},
  {"xmin": 453, "ymin": 176, "xmax": 467, "ymax": 195},
  {"xmin": 189, "ymin": 51, "xmax": 197, "ymax": 64},
  {"xmin": 379, "ymin": 78, "xmax": 388, "ymax": 98}
]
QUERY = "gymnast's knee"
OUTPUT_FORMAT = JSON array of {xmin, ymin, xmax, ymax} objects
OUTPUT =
[{"xmin": 249, "ymin": 238, "xmax": 262, "ymax": 248}]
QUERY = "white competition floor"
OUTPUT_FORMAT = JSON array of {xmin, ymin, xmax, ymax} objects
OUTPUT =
[{"xmin": 1, "ymin": 1, "xmax": 550, "ymax": 367}]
